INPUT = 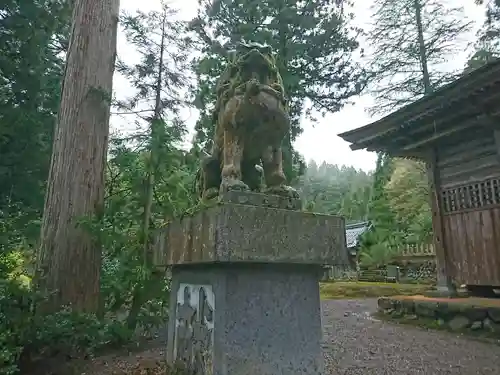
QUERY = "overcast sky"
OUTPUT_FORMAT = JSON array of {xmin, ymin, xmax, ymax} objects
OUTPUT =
[{"xmin": 112, "ymin": 0, "xmax": 486, "ymax": 172}]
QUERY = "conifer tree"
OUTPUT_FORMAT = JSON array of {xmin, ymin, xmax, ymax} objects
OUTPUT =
[{"xmin": 366, "ymin": 0, "xmax": 472, "ymax": 114}]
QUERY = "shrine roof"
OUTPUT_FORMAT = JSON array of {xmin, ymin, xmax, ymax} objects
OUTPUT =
[{"xmin": 338, "ymin": 59, "xmax": 500, "ymax": 158}]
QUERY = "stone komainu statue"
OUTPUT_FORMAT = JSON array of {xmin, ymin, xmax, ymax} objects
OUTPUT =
[{"xmin": 197, "ymin": 42, "xmax": 299, "ymax": 200}]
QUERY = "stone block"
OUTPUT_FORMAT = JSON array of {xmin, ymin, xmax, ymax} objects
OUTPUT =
[
  {"xmin": 414, "ymin": 301, "xmax": 438, "ymax": 318},
  {"xmin": 448, "ymin": 315, "xmax": 470, "ymax": 331},
  {"xmin": 487, "ymin": 307, "xmax": 500, "ymax": 323},
  {"xmin": 400, "ymin": 299, "xmax": 415, "ymax": 314},
  {"xmin": 484, "ymin": 318, "xmax": 500, "ymax": 333},
  {"xmin": 377, "ymin": 297, "xmax": 394, "ymax": 311},
  {"xmin": 424, "ymin": 288, "xmax": 458, "ymax": 298},
  {"xmin": 435, "ymin": 301, "xmax": 455, "ymax": 318},
  {"xmin": 461, "ymin": 306, "xmax": 488, "ymax": 322},
  {"xmin": 153, "ymin": 194, "xmax": 347, "ymax": 267},
  {"xmin": 166, "ymin": 264, "xmax": 325, "ymax": 375},
  {"xmin": 470, "ymin": 321, "xmax": 483, "ymax": 330}
]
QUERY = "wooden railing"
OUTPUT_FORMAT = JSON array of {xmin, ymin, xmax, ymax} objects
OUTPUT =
[
  {"xmin": 398, "ymin": 243, "xmax": 435, "ymax": 257},
  {"xmin": 322, "ymin": 263, "xmax": 437, "ymax": 284},
  {"xmin": 357, "ymin": 268, "xmax": 388, "ymax": 282}
]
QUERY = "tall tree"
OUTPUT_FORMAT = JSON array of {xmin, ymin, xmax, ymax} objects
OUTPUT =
[
  {"xmin": 114, "ymin": 3, "xmax": 193, "ymax": 328},
  {"xmin": 36, "ymin": 0, "xmax": 120, "ymax": 313},
  {"xmin": 117, "ymin": 3, "xmax": 190, "ymax": 259},
  {"xmin": 358, "ymin": 152, "xmax": 400, "ymax": 267},
  {"xmin": 367, "ymin": 153, "xmax": 395, "ymax": 232},
  {"xmin": 189, "ymin": 0, "xmax": 367, "ymax": 180},
  {"xmin": 366, "ymin": 0, "xmax": 473, "ymax": 114}
]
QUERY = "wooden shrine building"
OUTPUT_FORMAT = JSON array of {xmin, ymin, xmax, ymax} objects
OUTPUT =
[{"xmin": 339, "ymin": 59, "xmax": 500, "ymax": 294}]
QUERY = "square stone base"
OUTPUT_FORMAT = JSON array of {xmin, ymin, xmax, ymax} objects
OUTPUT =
[
  {"xmin": 152, "ymin": 193, "xmax": 347, "ymax": 268},
  {"xmin": 167, "ymin": 263, "xmax": 325, "ymax": 375}
]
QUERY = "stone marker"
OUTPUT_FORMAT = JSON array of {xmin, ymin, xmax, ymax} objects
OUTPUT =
[{"xmin": 154, "ymin": 191, "xmax": 348, "ymax": 375}]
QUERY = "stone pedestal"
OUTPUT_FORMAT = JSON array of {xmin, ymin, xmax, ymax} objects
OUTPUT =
[{"xmin": 153, "ymin": 191, "xmax": 348, "ymax": 375}]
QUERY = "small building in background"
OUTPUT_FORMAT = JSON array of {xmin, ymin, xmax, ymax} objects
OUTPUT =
[
  {"xmin": 322, "ymin": 221, "xmax": 372, "ymax": 281},
  {"xmin": 345, "ymin": 221, "xmax": 372, "ymax": 268}
]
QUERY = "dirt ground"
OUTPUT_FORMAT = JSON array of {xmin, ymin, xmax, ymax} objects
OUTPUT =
[{"xmin": 35, "ymin": 299, "xmax": 500, "ymax": 374}]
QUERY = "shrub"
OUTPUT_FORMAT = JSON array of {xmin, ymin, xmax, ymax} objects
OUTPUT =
[
  {"xmin": 0, "ymin": 277, "xmax": 138, "ymax": 374},
  {"xmin": 0, "ymin": 250, "xmax": 139, "ymax": 375}
]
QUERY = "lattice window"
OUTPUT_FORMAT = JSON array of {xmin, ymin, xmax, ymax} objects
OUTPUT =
[
  {"xmin": 441, "ymin": 177, "xmax": 500, "ymax": 213},
  {"xmin": 494, "ymin": 179, "xmax": 500, "ymax": 203}
]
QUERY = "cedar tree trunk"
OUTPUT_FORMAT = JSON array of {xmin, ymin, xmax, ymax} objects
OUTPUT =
[{"xmin": 36, "ymin": 0, "xmax": 120, "ymax": 313}]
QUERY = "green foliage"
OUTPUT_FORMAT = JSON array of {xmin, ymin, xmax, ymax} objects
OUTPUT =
[
  {"xmin": 0, "ymin": 251, "xmax": 135, "ymax": 375},
  {"xmin": 367, "ymin": 153, "xmax": 396, "ymax": 231},
  {"xmin": 359, "ymin": 241, "xmax": 397, "ymax": 268},
  {"xmin": 385, "ymin": 159, "xmax": 432, "ymax": 244},
  {"xmin": 101, "ymin": 3, "xmax": 197, "ymax": 331},
  {"xmin": 360, "ymin": 155, "xmax": 433, "ymax": 266},
  {"xmin": 0, "ymin": 0, "xmax": 69, "ymax": 248},
  {"xmin": 116, "ymin": 4, "xmax": 192, "ymax": 117},
  {"xmin": 297, "ymin": 160, "xmax": 373, "ymax": 222},
  {"xmin": 99, "ymin": 134, "xmax": 195, "ymax": 323},
  {"xmin": 298, "ymin": 156, "xmax": 430, "ymax": 260}
]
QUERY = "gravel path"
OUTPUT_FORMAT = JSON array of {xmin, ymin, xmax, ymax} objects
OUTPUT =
[{"xmin": 322, "ymin": 299, "xmax": 500, "ymax": 375}]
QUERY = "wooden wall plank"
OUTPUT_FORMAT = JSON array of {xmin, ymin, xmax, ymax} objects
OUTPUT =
[
  {"xmin": 491, "ymin": 208, "xmax": 500, "ymax": 285},
  {"xmin": 480, "ymin": 210, "xmax": 495, "ymax": 284},
  {"xmin": 442, "ymin": 215, "xmax": 457, "ymax": 281},
  {"xmin": 439, "ymin": 129, "xmax": 492, "ymax": 155},
  {"xmin": 437, "ymin": 129, "xmax": 500, "ymax": 189},
  {"xmin": 442, "ymin": 208, "xmax": 500, "ymax": 286}
]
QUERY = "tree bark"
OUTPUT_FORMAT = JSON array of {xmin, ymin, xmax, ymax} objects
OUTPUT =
[{"xmin": 36, "ymin": 0, "xmax": 120, "ymax": 313}]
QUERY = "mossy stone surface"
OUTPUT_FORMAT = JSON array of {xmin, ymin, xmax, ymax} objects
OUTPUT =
[{"xmin": 153, "ymin": 193, "xmax": 347, "ymax": 266}]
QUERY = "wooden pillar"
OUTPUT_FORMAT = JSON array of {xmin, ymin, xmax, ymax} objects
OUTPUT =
[
  {"xmin": 493, "ymin": 130, "xmax": 500, "ymax": 161},
  {"xmin": 426, "ymin": 148, "xmax": 456, "ymax": 295}
]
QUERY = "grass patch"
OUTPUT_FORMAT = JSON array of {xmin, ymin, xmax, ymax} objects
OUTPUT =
[{"xmin": 319, "ymin": 281, "xmax": 432, "ymax": 300}]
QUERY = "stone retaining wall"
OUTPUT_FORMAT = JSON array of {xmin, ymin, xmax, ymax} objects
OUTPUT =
[{"xmin": 377, "ymin": 296, "xmax": 500, "ymax": 336}]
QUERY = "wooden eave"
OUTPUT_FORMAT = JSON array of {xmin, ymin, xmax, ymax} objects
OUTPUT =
[{"xmin": 338, "ymin": 59, "xmax": 500, "ymax": 159}]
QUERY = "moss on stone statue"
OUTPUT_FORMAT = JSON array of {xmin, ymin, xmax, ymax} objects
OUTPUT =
[{"xmin": 194, "ymin": 41, "xmax": 298, "ymax": 201}]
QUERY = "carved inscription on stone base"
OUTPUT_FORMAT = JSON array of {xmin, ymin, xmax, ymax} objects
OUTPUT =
[{"xmin": 173, "ymin": 284, "xmax": 214, "ymax": 375}]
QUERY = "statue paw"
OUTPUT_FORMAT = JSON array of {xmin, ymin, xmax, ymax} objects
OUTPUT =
[
  {"xmin": 264, "ymin": 185, "xmax": 300, "ymax": 199},
  {"xmin": 220, "ymin": 178, "xmax": 250, "ymax": 194}
]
